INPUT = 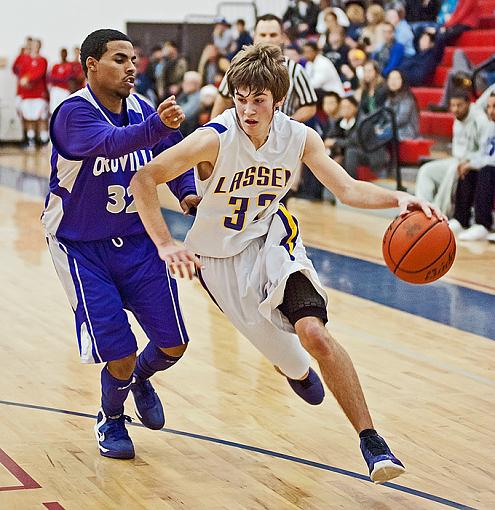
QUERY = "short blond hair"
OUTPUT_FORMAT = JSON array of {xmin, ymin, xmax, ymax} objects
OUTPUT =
[{"xmin": 227, "ymin": 43, "xmax": 289, "ymax": 104}]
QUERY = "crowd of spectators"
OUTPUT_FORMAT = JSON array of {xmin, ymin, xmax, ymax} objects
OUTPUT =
[{"xmin": 10, "ymin": 0, "xmax": 494, "ymax": 241}]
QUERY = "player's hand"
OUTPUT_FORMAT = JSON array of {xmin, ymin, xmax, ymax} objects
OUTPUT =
[
  {"xmin": 397, "ymin": 193, "xmax": 446, "ymax": 221},
  {"xmin": 180, "ymin": 194, "xmax": 202, "ymax": 215},
  {"xmin": 157, "ymin": 96, "xmax": 185, "ymax": 129},
  {"xmin": 157, "ymin": 241, "xmax": 202, "ymax": 280}
]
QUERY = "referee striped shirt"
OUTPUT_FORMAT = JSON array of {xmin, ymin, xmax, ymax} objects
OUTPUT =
[{"xmin": 218, "ymin": 56, "xmax": 317, "ymax": 117}]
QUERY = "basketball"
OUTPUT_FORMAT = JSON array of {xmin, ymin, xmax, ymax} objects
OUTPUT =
[{"xmin": 382, "ymin": 211, "xmax": 456, "ymax": 284}]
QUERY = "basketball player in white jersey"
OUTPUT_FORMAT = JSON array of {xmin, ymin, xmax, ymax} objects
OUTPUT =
[{"xmin": 130, "ymin": 43, "xmax": 443, "ymax": 483}]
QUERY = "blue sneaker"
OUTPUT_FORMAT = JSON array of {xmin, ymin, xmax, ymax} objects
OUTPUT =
[
  {"xmin": 287, "ymin": 367, "xmax": 325, "ymax": 405},
  {"xmin": 94, "ymin": 410, "xmax": 135, "ymax": 459},
  {"xmin": 130, "ymin": 377, "xmax": 165, "ymax": 430},
  {"xmin": 360, "ymin": 432, "xmax": 405, "ymax": 483}
]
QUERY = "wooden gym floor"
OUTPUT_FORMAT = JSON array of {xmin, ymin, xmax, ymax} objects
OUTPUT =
[{"xmin": 0, "ymin": 145, "xmax": 494, "ymax": 510}]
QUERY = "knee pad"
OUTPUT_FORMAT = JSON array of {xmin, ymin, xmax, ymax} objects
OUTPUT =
[{"xmin": 278, "ymin": 272, "xmax": 328, "ymax": 326}]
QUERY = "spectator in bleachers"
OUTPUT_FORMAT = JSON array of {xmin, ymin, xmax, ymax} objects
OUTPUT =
[
  {"xmin": 361, "ymin": 4, "xmax": 387, "ymax": 53},
  {"xmin": 449, "ymin": 93, "xmax": 495, "ymax": 241},
  {"xmin": 143, "ymin": 45, "xmax": 162, "ymax": 102},
  {"xmin": 18, "ymin": 38, "xmax": 49, "ymax": 148},
  {"xmin": 156, "ymin": 40, "xmax": 187, "ymax": 100},
  {"xmin": 325, "ymin": 95, "xmax": 389, "ymax": 178},
  {"xmin": 437, "ymin": 0, "xmax": 479, "ymax": 44},
  {"xmin": 405, "ymin": 0, "xmax": 440, "ymax": 36},
  {"xmin": 212, "ymin": 17, "xmax": 234, "ymax": 56},
  {"xmin": 198, "ymin": 84, "xmax": 218, "ymax": 125},
  {"xmin": 176, "ymin": 71, "xmax": 203, "ymax": 136},
  {"xmin": 341, "ymin": 48, "xmax": 367, "ymax": 92},
  {"xmin": 317, "ymin": 5, "xmax": 350, "ymax": 36},
  {"xmin": 415, "ymin": 92, "xmax": 485, "ymax": 215},
  {"xmin": 12, "ymin": 37, "xmax": 33, "ymax": 138},
  {"xmin": 385, "ymin": 3, "xmax": 416, "ymax": 57},
  {"xmin": 321, "ymin": 26, "xmax": 350, "ymax": 75},
  {"xmin": 381, "ymin": 69, "xmax": 419, "ymax": 140},
  {"xmin": 318, "ymin": 8, "xmax": 341, "ymax": 38},
  {"xmin": 399, "ymin": 29, "xmax": 447, "ymax": 86},
  {"xmin": 303, "ymin": 41, "xmax": 345, "ymax": 96},
  {"xmin": 48, "ymin": 48, "xmax": 73, "ymax": 114},
  {"xmin": 284, "ymin": 43, "xmax": 303, "ymax": 65},
  {"xmin": 429, "ymin": 50, "xmax": 491, "ymax": 112},
  {"xmin": 283, "ymin": 0, "xmax": 320, "ymax": 39},
  {"xmin": 319, "ymin": 91, "xmax": 342, "ymax": 139},
  {"xmin": 198, "ymin": 44, "xmax": 229, "ymax": 87},
  {"xmin": 69, "ymin": 46, "xmax": 85, "ymax": 93},
  {"xmin": 345, "ymin": 0, "xmax": 366, "ymax": 48},
  {"xmin": 134, "ymin": 48, "xmax": 158, "ymax": 107},
  {"xmin": 372, "ymin": 21, "xmax": 405, "ymax": 77},
  {"xmin": 358, "ymin": 60, "xmax": 387, "ymax": 116},
  {"xmin": 228, "ymin": 19, "xmax": 253, "ymax": 59}
]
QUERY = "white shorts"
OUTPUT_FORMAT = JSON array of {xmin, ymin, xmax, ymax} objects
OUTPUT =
[
  {"xmin": 49, "ymin": 86, "xmax": 70, "ymax": 114},
  {"xmin": 20, "ymin": 98, "xmax": 49, "ymax": 121},
  {"xmin": 198, "ymin": 207, "xmax": 328, "ymax": 379}
]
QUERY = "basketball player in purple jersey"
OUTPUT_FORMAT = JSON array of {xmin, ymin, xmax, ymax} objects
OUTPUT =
[{"xmin": 42, "ymin": 29, "xmax": 199, "ymax": 459}]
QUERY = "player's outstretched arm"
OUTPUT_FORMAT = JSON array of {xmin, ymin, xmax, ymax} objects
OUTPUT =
[
  {"xmin": 302, "ymin": 128, "xmax": 444, "ymax": 219},
  {"xmin": 130, "ymin": 129, "xmax": 219, "ymax": 278}
]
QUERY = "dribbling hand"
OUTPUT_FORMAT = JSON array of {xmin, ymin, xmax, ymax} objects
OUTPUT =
[
  {"xmin": 157, "ymin": 96, "xmax": 185, "ymax": 129},
  {"xmin": 396, "ymin": 192, "xmax": 446, "ymax": 221},
  {"xmin": 157, "ymin": 242, "xmax": 202, "ymax": 280}
]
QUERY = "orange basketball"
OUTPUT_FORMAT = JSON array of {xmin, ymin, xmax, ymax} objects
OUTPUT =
[{"xmin": 382, "ymin": 211, "xmax": 456, "ymax": 284}]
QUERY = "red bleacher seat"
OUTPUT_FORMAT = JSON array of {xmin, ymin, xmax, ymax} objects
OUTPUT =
[
  {"xmin": 432, "ymin": 66, "xmax": 449, "ymax": 87},
  {"xmin": 456, "ymin": 29, "xmax": 495, "ymax": 46},
  {"xmin": 411, "ymin": 87, "xmax": 443, "ymax": 110},
  {"xmin": 441, "ymin": 47, "xmax": 495, "ymax": 67},
  {"xmin": 479, "ymin": 0, "xmax": 495, "ymax": 14},
  {"xmin": 420, "ymin": 111, "xmax": 454, "ymax": 137},
  {"xmin": 399, "ymin": 139, "xmax": 435, "ymax": 164},
  {"xmin": 479, "ymin": 16, "xmax": 495, "ymax": 29}
]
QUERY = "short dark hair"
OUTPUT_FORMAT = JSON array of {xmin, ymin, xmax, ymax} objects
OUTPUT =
[
  {"xmin": 303, "ymin": 41, "xmax": 318, "ymax": 52},
  {"xmin": 323, "ymin": 91, "xmax": 342, "ymax": 102},
  {"xmin": 80, "ymin": 29, "xmax": 132, "ymax": 76},
  {"xmin": 255, "ymin": 14, "xmax": 283, "ymax": 29},
  {"xmin": 449, "ymin": 91, "xmax": 470, "ymax": 102},
  {"xmin": 341, "ymin": 95, "xmax": 359, "ymax": 108}
]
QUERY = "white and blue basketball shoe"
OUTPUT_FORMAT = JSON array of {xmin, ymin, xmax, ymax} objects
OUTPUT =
[
  {"xmin": 94, "ymin": 410, "xmax": 135, "ymax": 459},
  {"xmin": 131, "ymin": 378, "xmax": 165, "ymax": 430},
  {"xmin": 360, "ymin": 432, "xmax": 405, "ymax": 483}
]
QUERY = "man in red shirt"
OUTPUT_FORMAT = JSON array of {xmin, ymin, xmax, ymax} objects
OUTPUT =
[
  {"xmin": 12, "ymin": 37, "xmax": 33, "ymax": 137},
  {"xmin": 49, "ymin": 48, "xmax": 74, "ymax": 113},
  {"xmin": 69, "ymin": 46, "xmax": 85, "ymax": 92},
  {"xmin": 19, "ymin": 38, "xmax": 49, "ymax": 148}
]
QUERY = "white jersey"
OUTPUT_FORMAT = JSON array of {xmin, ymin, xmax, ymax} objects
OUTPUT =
[{"xmin": 184, "ymin": 108, "xmax": 307, "ymax": 258}]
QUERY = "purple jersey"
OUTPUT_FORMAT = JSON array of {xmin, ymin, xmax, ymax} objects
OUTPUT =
[{"xmin": 42, "ymin": 86, "xmax": 195, "ymax": 240}]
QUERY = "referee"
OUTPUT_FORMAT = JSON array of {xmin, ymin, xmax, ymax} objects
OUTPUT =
[{"xmin": 211, "ymin": 14, "xmax": 317, "ymax": 122}]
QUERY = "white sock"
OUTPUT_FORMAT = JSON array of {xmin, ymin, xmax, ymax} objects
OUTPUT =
[
  {"xmin": 40, "ymin": 130, "xmax": 49, "ymax": 143},
  {"xmin": 27, "ymin": 129, "xmax": 35, "ymax": 141}
]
